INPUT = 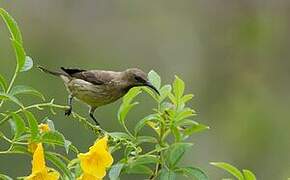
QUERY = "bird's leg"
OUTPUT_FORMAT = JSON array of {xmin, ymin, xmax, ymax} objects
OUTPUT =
[
  {"xmin": 65, "ymin": 94, "xmax": 73, "ymax": 116},
  {"xmin": 89, "ymin": 107, "xmax": 100, "ymax": 126}
]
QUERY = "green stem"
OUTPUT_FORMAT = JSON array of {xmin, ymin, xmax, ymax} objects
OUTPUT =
[
  {"xmin": 149, "ymin": 101, "xmax": 165, "ymax": 180},
  {"xmin": 0, "ymin": 134, "xmax": 27, "ymax": 154},
  {"xmin": 122, "ymin": 122, "xmax": 134, "ymax": 138},
  {"xmin": 0, "ymin": 101, "xmax": 68, "ymax": 125},
  {"xmin": 0, "ymin": 68, "xmax": 18, "ymax": 108},
  {"xmin": 0, "ymin": 144, "xmax": 13, "ymax": 154},
  {"xmin": 2, "ymin": 135, "xmax": 27, "ymax": 145},
  {"xmin": 6, "ymin": 70, "xmax": 18, "ymax": 93},
  {"xmin": 144, "ymin": 146, "xmax": 168, "ymax": 156},
  {"xmin": 71, "ymin": 112, "xmax": 105, "ymax": 136}
]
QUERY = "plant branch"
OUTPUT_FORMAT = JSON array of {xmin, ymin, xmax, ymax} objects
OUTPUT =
[
  {"xmin": 0, "ymin": 144, "xmax": 13, "ymax": 154},
  {"xmin": 2, "ymin": 134, "xmax": 27, "ymax": 145},
  {"xmin": 0, "ymin": 100, "xmax": 68, "ymax": 125},
  {"xmin": 150, "ymin": 101, "xmax": 166, "ymax": 180},
  {"xmin": 0, "ymin": 67, "xmax": 18, "ymax": 108},
  {"xmin": 71, "ymin": 112, "xmax": 105, "ymax": 136},
  {"xmin": 121, "ymin": 122, "xmax": 134, "ymax": 138}
]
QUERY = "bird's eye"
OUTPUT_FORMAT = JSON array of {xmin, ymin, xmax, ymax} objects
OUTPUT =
[{"xmin": 134, "ymin": 76, "xmax": 146, "ymax": 83}]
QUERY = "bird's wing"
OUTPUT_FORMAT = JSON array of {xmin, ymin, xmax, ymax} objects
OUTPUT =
[
  {"xmin": 60, "ymin": 67, "xmax": 85, "ymax": 75},
  {"xmin": 61, "ymin": 67, "xmax": 116, "ymax": 85}
]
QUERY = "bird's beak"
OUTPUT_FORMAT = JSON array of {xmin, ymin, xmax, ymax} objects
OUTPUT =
[{"xmin": 145, "ymin": 81, "xmax": 160, "ymax": 95}]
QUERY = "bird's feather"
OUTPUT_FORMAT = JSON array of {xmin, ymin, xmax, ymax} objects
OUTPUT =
[
  {"xmin": 60, "ymin": 67, "xmax": 85, "ymax": 75},
  {"xmin": 61, "ymin": 67, "xmax": 117, "ymax": 85}
]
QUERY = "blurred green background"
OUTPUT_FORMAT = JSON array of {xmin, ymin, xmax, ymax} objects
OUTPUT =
[{"xmin": 1, "ymin": 0, "xmax": 290, "ymax": 179}]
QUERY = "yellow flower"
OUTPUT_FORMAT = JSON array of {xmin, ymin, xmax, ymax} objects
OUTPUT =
[
  {"xmin": 27, "ymin": 141, "xmax": 38, "ymax": 154},
  {"xmin": 27, "ymin": 123, "xmax": 51, "ymax": 153},
  {"xmin": 25, "ymin": 143, "xmax": 60, "ymax": 180},
  {"xmin": 77, "ymin": 173, "xmax": 102, "ymax": 180},
  {"xmin": 38, "ymin": 123, "xmax": 50, "ymax": 133},
  {"xmin": 78, "ymin": 136, "xmax": 113, "ymax": 179}
]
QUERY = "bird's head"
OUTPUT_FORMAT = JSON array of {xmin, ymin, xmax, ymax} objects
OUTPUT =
[{"xmin": 123, "ymin": 68, "xmax": 160, "ymax": 95}]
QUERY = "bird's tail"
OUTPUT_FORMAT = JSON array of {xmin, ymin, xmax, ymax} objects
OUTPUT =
[{"xmin": 37, "ymin": 66, "xmax": 67, "ymax": 76}]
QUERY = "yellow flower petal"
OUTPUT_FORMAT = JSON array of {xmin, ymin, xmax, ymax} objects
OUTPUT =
[
  {"xmin": 77, "ymin": 173, "xmax": 102, "ymax": 180},
  {"xmin": 27, "ymin": 141, "xmax": 38, "ymax": 154},
  {"xmin": 38, "ymin": 123, "xmax": 50, "ymax": 133},
  {"xmin": 25, "ymin": 143, "xmax": 60, "ymax": 180},
  {"xmin": 25, "ymin": 170, "xmax": 47, "ymax": 180},
  {"xmin": 25, "ymin": 170, "xmax": 59, "ymax": 180},
  {"xmin": 78, "ymin": 136, "xmax": 113, "ymax": 178},
  {"xmin": 32, "ymin": 143, "xmax": 46, "ymax": 173},
  {"xmin": 78, "ymin": 150, "xmax": 107, "ymax": 177},
  {"xmin": 46, "ymin": 171, "xmax": 60, "ymax": 180},
  {"xmin": 90, "ymin": 136, "xmax": 108, "ymax": 152},
  {"xmin": 102, "ymin": 149, "xmax": 113, "ymax": 167}
]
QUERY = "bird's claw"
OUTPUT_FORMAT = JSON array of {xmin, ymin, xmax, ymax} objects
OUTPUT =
[{"xmin": 65, "ymin": 108, "xmax": 72, "ymax": 116}]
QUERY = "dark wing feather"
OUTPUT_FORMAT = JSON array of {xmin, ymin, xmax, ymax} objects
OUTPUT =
[
  {"xmin": 61, "ymin": 67, "xmax": 116, "ymax": 85},
  {"xmin": 61, "ymin": 67, "xmax": 85, "ymax": 75},
  {"xmin": 73, "ymin": 71, "xmax": 108, "ymax": 85}
]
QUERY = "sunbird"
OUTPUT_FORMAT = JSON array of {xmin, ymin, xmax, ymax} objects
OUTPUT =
[{"xmin": 38, "ymin": 66, "xmax": 160, "ymax": 125}]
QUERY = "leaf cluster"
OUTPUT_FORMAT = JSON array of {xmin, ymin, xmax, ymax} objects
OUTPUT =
[
  {"xmin": 211, "ymin": 162, "xmax": 257, "ymax": 180},
  {"xmin": 0, "ymin": 8, "xmax": 79, "ymax": 179},
  {"xmin": 110, "ymin": 70, "xmax": 209, "ymax": 180}
]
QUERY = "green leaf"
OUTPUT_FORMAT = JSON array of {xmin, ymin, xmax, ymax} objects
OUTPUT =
[
  {"xmin": 123, "ymin": 87, "xmax": 141, "ymax": 103},
  {"xmin": 183, "ymin": 122, "xmax": 209, "ymax": 136},
  {"xmin": 210, "ymin": 162, "xmax": 244, "ymax": 180},
  {"xmin": 243, "ymin": 169, "xmax": 256, "ymax": 180},
  {"xmin": 0, "ymin": 92, "xmax": 23, "ymax": 107},
  {"xmin": 10, "ymin": 144, "xmax": 29, "ymax": 154},
  {"xmin": 11, "ymin": 39, "xmax": 26, "ymax": 72},
  {"xmin": 109, "ymin": 132, "xmax": 132, "ymax": 140},
  {"xmin": 0, "ymin": 74, "xmax": 7, "ymax": 91},
  {"xmin": 45, "ymin": 152, "xmax": 73, "ymax": 179},
  {"xmin": 10, "ymin": 85, "xmax": 45, "ymax": 100},
  {"xmin": 175, "ymin": 108, "xmax": 196, "ymax": 122},
  {"xmin": 166, "ymin": 143, "xmax": 192, "ymax": 168},
  {"xmin": 168, "ymin": 93, "xmax": 177, "ymax": 105},
  {"xmin": 0, "ymin": 8, "xmax": 23, "ymax": 43},
  {"xmin": 0, "ymin": 174, "xmax": 13, "ymax": 180},
  {"xmin": 13, "ymin": 134, "xmax": 30, "ymax": 142},
  {"xmin": 24, "ymin": 111, "xmax": 39, "ymax": 141},
  {"xmin": 46, "ymin": 119, "xmax": 55, "ymax": 131},
  {"xmin": 119, "ymin": 102, "xmax": 138, "ymax": 123},
  {"xmin": 160, "ymin": 168, "xmax": 176, "ymax": 180},
  {"xmin": 173, "ymin": 75, "xmax": 185, "ymax": 99},
  {"xmin": 176, "ymin": 167, "xmax": 208, "ymax": 180},
  {"xmin": 159, "ymin": 84, "xmax": 172, "ymax": 102},
  {"xmin": 64, "ymin": 140, "xmax": 72, "ymax": 154},
  {"xmin": 67, "ymin": 158, "xmax": 79, "ymax": 169},
  {"xmin": 20, "ymin": 56, "xmax": 33, "ymax": 72},
  {"xmin": 181, "ymin": 94, "xmax": 194, "ymax": 104},
  {"xmin": 148, "ymin": 70, "xmax": 161, "ymax": 90},
  {"xmin": 126, "ymin": 164, "xmax": 152, "ymax": 175},
  {"xmin": 142, "ymin": 87, "xmax": 157, "ymax": 100},
  {"xmin": 135, "ymin": 136, "xmax": 157, "ymax": 144},
  {"xmin": 10, "ymin": 113, "xmax": 26, "ymax": 139},
  {"xmin": 42, "ymin": 131, "xmax": 75, "ymax": 154},
  {"xmin": 109, "ymin": 163, "xmax": 124, "ymax": 180},
  {"xmin": 67, "ymin": 159, "xmax": 82, "ymax": 178},
  {"xmin": 171, "ymin": 126, "xmax": 181, "ymax": 142},
  {"xmin": 160, "ymin": 101, "xmax": 175, "ymax": 112},
  {"xmin": 134, "ymin": 114, "xmax": 159, "ymax": 135},
  {"xmin": 133, "ymin": 155, "xmax": 159, "ymax": 165},
  {"xmin": 118, "ymin": 87, "xmax": 141, "ymax": 123}
]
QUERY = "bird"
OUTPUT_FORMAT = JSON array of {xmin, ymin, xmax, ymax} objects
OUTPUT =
[{"xmin": 37, "ymin": 66, "xmax": 160, "ymax": 126}]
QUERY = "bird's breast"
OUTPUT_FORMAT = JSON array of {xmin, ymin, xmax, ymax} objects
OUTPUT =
[{"xmin": 65, "ymin": 79, "xmax": 126, "ymax": 107}]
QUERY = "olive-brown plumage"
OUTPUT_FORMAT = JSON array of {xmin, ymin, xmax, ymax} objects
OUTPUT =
[{"xmin": 38, "ymin": 66, "xmax": 159, "ymax": 125}]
